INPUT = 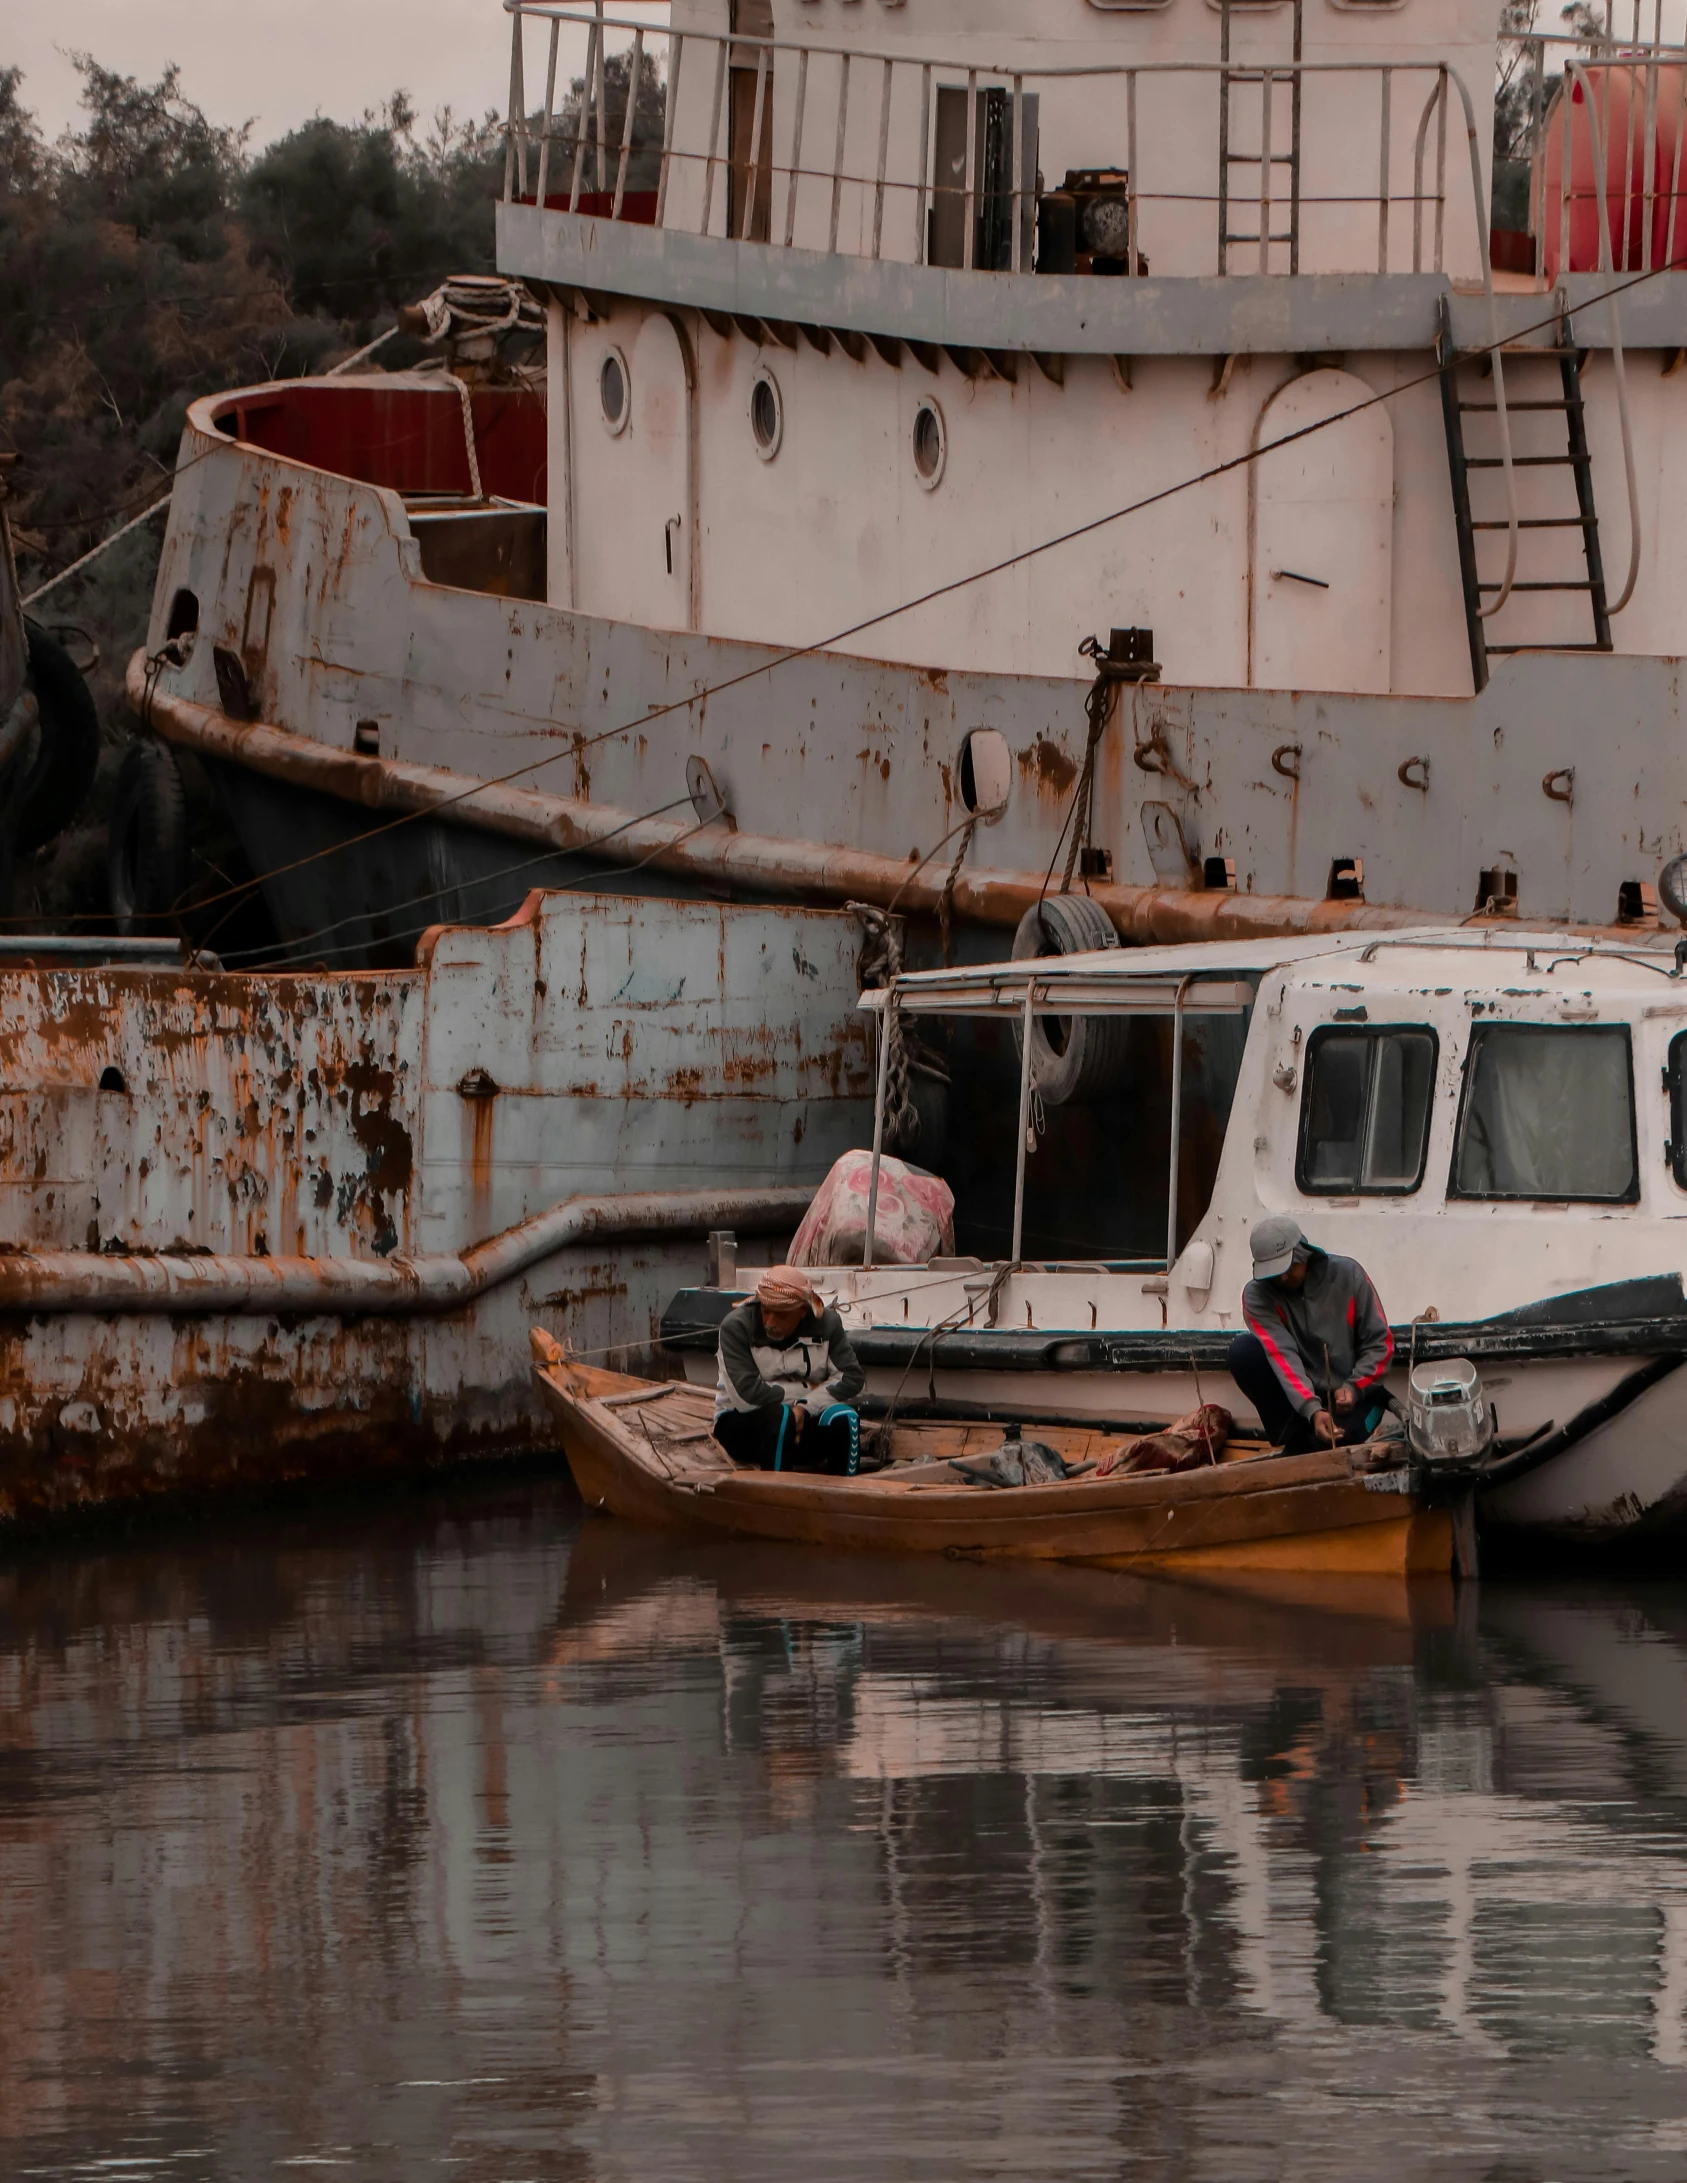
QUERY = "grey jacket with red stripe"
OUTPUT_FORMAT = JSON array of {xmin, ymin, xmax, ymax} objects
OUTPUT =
[{"xmin": 1241, "ymin": 1247, "xmax": 1394, "ymax": 1421}]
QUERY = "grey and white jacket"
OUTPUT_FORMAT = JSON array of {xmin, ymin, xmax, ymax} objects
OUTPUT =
[
  {"xmin": 1241, "ymin": 1245, "xmax": 1395, "ymax": 1423},
  {"xmin": 714, "ymin": 1298, "xmax": 866, "ymax": 1419}
]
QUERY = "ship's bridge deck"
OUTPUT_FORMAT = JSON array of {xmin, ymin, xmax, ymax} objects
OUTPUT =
[{"xmin": 495, "ymin": 3, "xmax": 1687, "ymax": 358}]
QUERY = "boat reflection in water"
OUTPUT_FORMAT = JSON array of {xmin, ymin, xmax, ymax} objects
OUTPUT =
[{"xmin": 3, "ymin": 1488, "xmax": 1687, "ymax": 2177}]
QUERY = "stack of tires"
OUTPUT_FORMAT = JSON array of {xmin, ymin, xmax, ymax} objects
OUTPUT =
[{"xmin": 106, "ymin": 735, "xmax": 190, "ymax": 936}]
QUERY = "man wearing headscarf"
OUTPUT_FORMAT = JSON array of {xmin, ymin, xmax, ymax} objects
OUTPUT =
[{"xmin": 712, "ymin": 1265, "xmax": 866, "ymax": 1475}]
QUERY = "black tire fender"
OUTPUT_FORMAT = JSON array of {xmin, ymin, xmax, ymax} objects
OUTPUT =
[
  {"xmin": 20, "ymin": 621, "xmax": 101, "ymax": 852},
  {"xmin": 108, "ymin": 739, "xmax": 190, "ymax": 935},
  {"xmin": 1661, "ymin": 852, "xmax": 1687, "ymax": 929},
  {"xmin": 1010, "ymin": 891, "xmax": 1131, "ymax": 1106}
]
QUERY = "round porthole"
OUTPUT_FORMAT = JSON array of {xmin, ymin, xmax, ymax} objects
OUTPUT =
[
  {"xmin": 912, "ymin": 398, "xmax": 946, "ymax": 489},
  {"xmin": 750, "ymin": 368, "xmax": 782, "ymax": 459},
  {"xmin": 599, "ymin": 348, "xmax": 630, "ymax": 435}
]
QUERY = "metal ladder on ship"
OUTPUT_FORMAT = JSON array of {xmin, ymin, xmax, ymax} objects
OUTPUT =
[
  {"xmin": 1217, "ymin": 0, "xmax": 1301, "ymax": 275},
  {"xmin": 1437, "ymin": 298, "xmax": 1612, "ymax": 695}
]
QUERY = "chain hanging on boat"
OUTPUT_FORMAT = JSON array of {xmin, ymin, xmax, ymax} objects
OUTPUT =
[
  {"xmin": 1062, "ymin": 628, "xmax": 1161, "ymax": 894},
  {"xmin": 850, "ymin": 902, "xmax": 921, "ymax": 1152},
  {"xmin": 1062, "ymin": 645, "xmax": 1118, "ymax": 895},
  {"xmin": 937, "ymin": 812, "xmax": 977, "ymax": 966}
]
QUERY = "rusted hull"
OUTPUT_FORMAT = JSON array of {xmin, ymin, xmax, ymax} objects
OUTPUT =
[
  {"xmin": 134, "ymin": 662, "xmax": 1434, "ymax": 949},
  {"xmin": 0, "ymin": 1315, "xmax": 522, "ymax": 1529},
  {"xmin": 0, "ymin": 892, "xmax": 874, "ymax": 1535},
  {"xmin": 536, "ymin": 1362, "xmax": 1453, "ymax": 1579},
  {"xmin": 139, "ymin": 395, "xmax": 1687, "ymax": 952},
  {"xmin": 0, "ymin": 1257, "xmax": 690, "ymax": 1532}
]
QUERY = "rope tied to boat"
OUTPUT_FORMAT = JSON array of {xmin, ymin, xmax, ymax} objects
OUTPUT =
[
  {"xmin": 410, "ymin": 275, "xmax": 544, "ymax": 352},
  {"xmin": 444, "ymin": 373, "xmax": 484, "ymax": 503},
  {"xmin": 865, "ymin": 1259, "xmax": 1015, "ymax": 1466}
]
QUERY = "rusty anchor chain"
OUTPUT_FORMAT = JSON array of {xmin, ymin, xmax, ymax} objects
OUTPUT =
[{"xmin": 850, "ymin": 902, "xmax": 922, "ymax": 1153}]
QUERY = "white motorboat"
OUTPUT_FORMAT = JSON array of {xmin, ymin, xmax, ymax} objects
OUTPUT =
[{"xmin": 667, "ymin": 918, "xmax": 1687, "ymax": 1544}]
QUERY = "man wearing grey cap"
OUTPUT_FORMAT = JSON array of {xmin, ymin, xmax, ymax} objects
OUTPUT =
[{"xmin": 1227, "ymin": 1215, "xmax": 1394, "ymax": 1455}]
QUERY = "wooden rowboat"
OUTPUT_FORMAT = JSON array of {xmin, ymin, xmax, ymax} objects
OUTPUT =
[{"xmin": 532, "ymin": 1337, "xmax": 1454, "ymax": 1579}]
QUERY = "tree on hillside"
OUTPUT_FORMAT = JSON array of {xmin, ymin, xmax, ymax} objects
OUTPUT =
[
  {"xmin": 543, "ymin": 46, "xmax": 667, "ymax": 194},
  {"xmin": 56, "ymin": 57, "xmax": 245, "ymax": 255},
  {"xmin": 0, "ymin": 58, "xmax": 286, "ymax": 576},
  {"xmin": 239, "ymin": 95, "xmax": 502, "ymax": 328},
  {"xmin": 0, "ymin": 57, "xmax": 508, "ymax": 924},
  {"xmin": 1, "ymin": 60, "xmax": 507, "ymax": 588},
  {"xmin": 0, "ymin": 65, "xmax": 44, "ymax": 196}
]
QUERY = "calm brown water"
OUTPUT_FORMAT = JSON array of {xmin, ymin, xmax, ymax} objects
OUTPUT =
[{"xmin": 3, "ymin": 1482, "xmax": 1687, "ymax": 2181}]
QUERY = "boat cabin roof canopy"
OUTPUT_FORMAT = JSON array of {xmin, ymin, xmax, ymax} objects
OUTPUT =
[{"xmin": 858, "ymin": 925, "xmax": 1687, "ymax": 1017}]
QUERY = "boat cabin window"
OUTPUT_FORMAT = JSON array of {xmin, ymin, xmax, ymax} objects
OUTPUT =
[
  {"xmin": 1296, "ymin": 1025, "xmax": 1436, "ymax": 1194},
  {"xmin": 1451, "ymin": 1024, "xmax": 1638, "ymax": 1203}
]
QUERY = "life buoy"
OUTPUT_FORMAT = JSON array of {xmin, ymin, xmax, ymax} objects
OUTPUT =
[
  {"xmin": 20, "ymin": 622, "xmax": 100, "ymax": 852},
  {"xmin": 107, "ymin": 738, "xmax": 190, "ymax": 934},
  {"xmin": 1010, "ymin": 892, "xmax": 1130, "ymax": 1105}
]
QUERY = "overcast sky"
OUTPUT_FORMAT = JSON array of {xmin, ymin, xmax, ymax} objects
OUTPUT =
[
  {"xmin": 11, "ymin": 0, "xmax": 663, "ymax": 148},
  {"xmin": 17, "ymin": 2, "xmax": 1687, "ymax": 151}
]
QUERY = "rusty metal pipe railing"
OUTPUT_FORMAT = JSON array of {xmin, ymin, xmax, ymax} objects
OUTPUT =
[
  {"xmin": 0, "ymin": 1187, "xmax": 816, "ymax": 1319},
  {"xmin": 501, "ymin": 4, "xmax": 1488, "ymax": 283},
  {"xmin": 128, "ymin": 654, "xmax": 1436, "ymax": 946},
  {"xmin": 536, "ymin": 16, "xmax": 561, "ymax": 208}
]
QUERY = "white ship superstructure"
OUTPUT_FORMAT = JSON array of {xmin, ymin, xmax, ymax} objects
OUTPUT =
[{"xmin": 502, "ymin": 0, "xmax": 1676, "ymax": 695}]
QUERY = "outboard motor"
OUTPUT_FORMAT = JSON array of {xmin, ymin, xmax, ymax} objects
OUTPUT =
[{"xmin": 1405, "ymin": 1359, "xmax": 1493, "ymax": 1467}]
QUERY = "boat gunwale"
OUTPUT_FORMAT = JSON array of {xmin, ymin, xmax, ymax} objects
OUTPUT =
[{"xmin": 534, "ymin": 1360, "xmax": 1418, "ymax": 1521}]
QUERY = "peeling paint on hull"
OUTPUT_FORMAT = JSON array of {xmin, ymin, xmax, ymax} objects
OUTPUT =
[
  {"xmin": 0, "ymin": 892, "xmax": 871, "ymax": 1535},
  {"xmin": 139, "ymin": 387, "xmax": 1687, "ymax": 949}
]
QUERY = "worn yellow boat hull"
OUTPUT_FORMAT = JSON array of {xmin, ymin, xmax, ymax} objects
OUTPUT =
[{"xmin": 534, "ymin": 1347, "xmax": 1452, "ymax": 1581}]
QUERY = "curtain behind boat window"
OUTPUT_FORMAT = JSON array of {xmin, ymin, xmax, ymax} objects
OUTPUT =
[
  {"xmin": 1452, "ymin": 1024, "xmax": 1637, "ymax": 1202},
  {"xmin": 1669, "ymin": 1031, "xmax": 1687, "ymax": 1192},
  {"xmin": 1297, "ymin": 1025, "xmax": 1436, "ymax": 1194}
]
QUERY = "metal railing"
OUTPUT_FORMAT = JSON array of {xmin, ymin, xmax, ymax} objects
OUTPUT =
[
  {"xmin": 860, "ymin": 972, "xmax": 1252, "ymax": 1273},
  {"xmin": 500, "ymin": 2, "xmax": 1489, "ymax": 281}
]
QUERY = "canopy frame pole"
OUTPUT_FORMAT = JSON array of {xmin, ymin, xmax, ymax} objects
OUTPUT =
[
  {"xmin": 1011, "ymin": 984, "xmax": 1037, "ymax": 1265},
  {"xmin": 1166, "ymin": 976, "xmax": 1190, "ymax": 1271},
  {"xmin": 864, "ymin": 994, "xmax": 894, "ymax": 1268}
]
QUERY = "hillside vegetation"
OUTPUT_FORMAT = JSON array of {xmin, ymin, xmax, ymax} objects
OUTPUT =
[{"xmin": 0, "ymin": 57, "xmax": 502, "ymax": 917}]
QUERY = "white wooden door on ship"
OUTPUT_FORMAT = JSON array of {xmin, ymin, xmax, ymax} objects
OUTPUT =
[
  {"xmin": 1251, "ymin": 368, "xmax": 1392, "ymax": 694},
  {"xmin": 577, "ymin": 313, "xmax": 692, "ymax": 632}
]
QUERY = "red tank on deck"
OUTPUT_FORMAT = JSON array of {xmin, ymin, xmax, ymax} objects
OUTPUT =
[{"xmin": 1541, "ymin": 60, "xmax": 1687, "ymax": 280}]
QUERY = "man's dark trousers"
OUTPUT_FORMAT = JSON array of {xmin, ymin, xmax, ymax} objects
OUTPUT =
[{"xmin": 1227, "ymin": 1333, "xmax": 1377, "ymax": 1455}]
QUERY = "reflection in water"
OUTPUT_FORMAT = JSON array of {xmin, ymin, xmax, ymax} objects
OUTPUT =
[{"xmin": 3, "ymin": 1485, "xmax": 1687, "ymax": 2179}]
